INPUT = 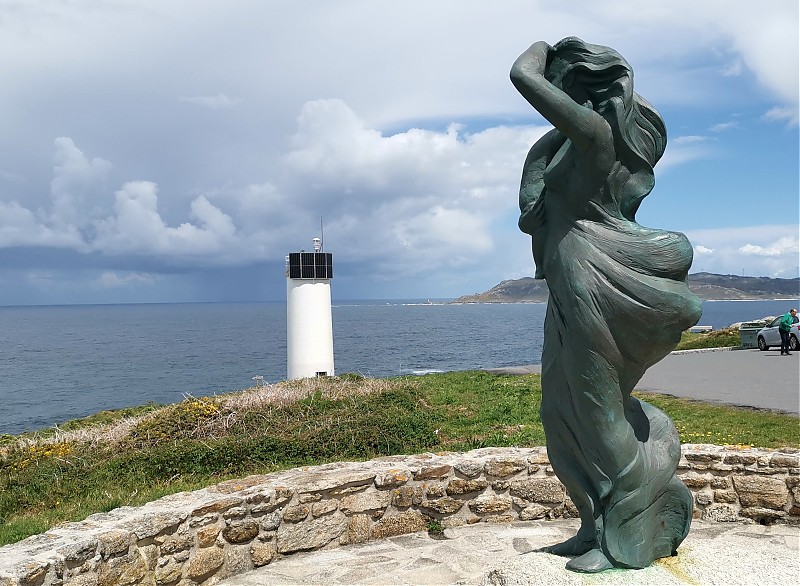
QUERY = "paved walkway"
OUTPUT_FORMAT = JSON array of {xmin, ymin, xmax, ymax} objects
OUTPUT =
[
  {"xmin": 637, "ymin": 349, "xmax": 799, "ymax": 414},
  {"xmin": 486, "ymin": 348, "xmax": 800, "ymax": 415},
  {"xmin": 220, "ymin": 519, "xmax": 799, "ymax": 585}
]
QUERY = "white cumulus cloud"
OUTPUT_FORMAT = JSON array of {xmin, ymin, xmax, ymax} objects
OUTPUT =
[
  {"xmin": 0, "ymin": 109, "xmax": 548, "ymax": 278},
  {"xmin": 50, "ymin": 137, "xmax": 112, "ymax": 228},
  {"xmin": 739, "ymin": 237, "xmax": 799, "ymax": 257},
  {"xmin": 0, "ymin": 200, "xmax": 83, "ymax": 248},
  {"xmin": 282, "ymin": 99, "xmax": 546, "ymax": 274},
  {"xmin": 709, "ymin": 121, "xmax": 739, "ymax": 133},
  {"xmin": 687, "ymin": 227, "xmax": 799, "ymax": 278},
  {"xmin": 672, "ymin": 135, "xmax": 709, "ymax": 145},
  {"xmin": 763, "ymin": 106, "xmax": 799, "ymax": 127},
  {"xmin": 92, "ymin": 182, "xmax": 241, "ymax": 262}
]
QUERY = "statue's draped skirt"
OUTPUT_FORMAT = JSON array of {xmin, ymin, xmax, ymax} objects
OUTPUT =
[{"xmin": 540, "ymin": 216, "xmax": 702, "ymax": 568}]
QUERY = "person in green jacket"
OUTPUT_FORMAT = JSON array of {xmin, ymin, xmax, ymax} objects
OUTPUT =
[{"xmin": 779, "ymin": 308, "xmax": 797, "ymax": 355}]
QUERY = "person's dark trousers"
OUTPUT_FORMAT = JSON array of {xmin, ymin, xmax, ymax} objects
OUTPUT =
[{"xmin": 780, "ymin": 329, "xmax": 791, "ymax": 354}]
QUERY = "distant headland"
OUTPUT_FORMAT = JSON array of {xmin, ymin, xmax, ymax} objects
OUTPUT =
[{"xmin": 452, "ymin": 272, "xmax": 800, "ymax": 303}]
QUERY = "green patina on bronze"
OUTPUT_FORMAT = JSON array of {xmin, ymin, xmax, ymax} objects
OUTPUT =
[{"xmin": 510, "ymin": 37, "xmax": 702, "ymax": 573}]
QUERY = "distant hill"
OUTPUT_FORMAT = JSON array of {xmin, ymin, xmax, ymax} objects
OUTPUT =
[
  {"xmin": 686, "ymin": 272, "xmax": 800, "ymax": 300},
  {"xmin": 452, "ymin": 272, "xmax": 800, "ymax": 303}
]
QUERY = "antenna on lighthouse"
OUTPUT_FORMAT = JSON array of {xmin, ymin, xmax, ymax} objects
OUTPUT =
[
  {"xmin": 320, "ymin": 216, "xmax": 324, "ymax": 252},
  {"xmin": 286, "ymin": 234, "xmax": 335, "ymax": 380}
]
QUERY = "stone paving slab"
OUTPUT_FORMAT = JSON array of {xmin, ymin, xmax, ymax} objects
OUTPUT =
[{"xmin": 220, "ymin": 519, "xmax": 800, "ymax": 585}]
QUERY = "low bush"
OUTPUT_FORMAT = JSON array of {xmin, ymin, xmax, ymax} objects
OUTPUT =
[{"xmin": 675, "ymin": 327, "xmax": 741, "ymax": 350}]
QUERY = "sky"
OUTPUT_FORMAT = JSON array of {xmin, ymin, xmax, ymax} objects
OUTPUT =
[{"xmin": 0, "ymin": 0, "xmax": 797, "ymax": 305}]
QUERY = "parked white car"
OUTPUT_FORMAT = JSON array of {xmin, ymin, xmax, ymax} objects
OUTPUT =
[{"xmin": 757, "ymin": 317, "xmax": 800, "ymax": 351}]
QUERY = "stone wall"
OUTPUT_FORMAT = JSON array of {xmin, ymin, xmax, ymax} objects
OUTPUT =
[{"xmin": 0, "ymin": 445, "xmax": 797, "ymax": 585}]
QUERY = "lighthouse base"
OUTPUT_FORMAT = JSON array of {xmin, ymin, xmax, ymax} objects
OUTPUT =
[{"xmin": 286, "ymin": 279, "xmax": 335, "ymax": 380}]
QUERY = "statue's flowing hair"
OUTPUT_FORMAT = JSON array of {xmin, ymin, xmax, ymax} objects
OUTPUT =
[{"xmin": 547, "ymin": 37, "xmax": 667, "ymax": 221}]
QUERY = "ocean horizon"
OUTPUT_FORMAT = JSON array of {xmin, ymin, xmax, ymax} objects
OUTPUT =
[{"xmin": 1, "ymin": 298, "xmax": 797, "ymax": 436}]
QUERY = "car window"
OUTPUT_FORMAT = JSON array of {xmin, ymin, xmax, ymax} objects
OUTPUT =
[{"xmin": 770, "ymin": 317, "xmax": 782, "ymax": 327}]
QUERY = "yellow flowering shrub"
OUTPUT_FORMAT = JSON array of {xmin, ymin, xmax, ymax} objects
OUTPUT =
[
  {"xmin": 126, "ymin": 396, "xmax": 224, "ymax": 447},
  {"xmin": 2, "ymin": 442, "xmax": 73, "ymax": 472}
]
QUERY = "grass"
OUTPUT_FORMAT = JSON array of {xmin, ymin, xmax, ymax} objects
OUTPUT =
[
  {"xmin": 632, "ymin": 391, "xmax": 798, "ymax": 448},
  {"xmin": 674, "ymin": 327, "xmax": 741, "ymax": 351},
  {"xmin": 1, "ymin": 371, "xmax": 798, "ymax": 546}
]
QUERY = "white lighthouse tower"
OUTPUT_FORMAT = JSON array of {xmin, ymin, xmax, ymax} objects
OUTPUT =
[{"xmin": 286, "ymin": 237, "xmax": 335, "ymax": 379}]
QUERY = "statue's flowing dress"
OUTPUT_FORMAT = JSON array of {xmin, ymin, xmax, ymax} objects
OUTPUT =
[{"xmin": 519, "ymin": 129, "xmax": 702, "ymax": 568}]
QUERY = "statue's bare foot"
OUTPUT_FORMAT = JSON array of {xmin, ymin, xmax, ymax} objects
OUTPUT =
[
  {"xmin": 565, "ymin": 548, "xmax": 614, "ymax": 573},
  {"xmin": 538, "ymin": 534, "xmax": 595, "ymax": 557}
]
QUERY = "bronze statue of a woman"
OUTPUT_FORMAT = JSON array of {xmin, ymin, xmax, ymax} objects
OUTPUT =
[{"xmin": 510, "ymin": 37, "xmax": 702, "ymax": 572}]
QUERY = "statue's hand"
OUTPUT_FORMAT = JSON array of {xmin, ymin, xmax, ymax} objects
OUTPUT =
[{"xmin": 545, "ymin": 56, "xmax": 570, "ymax": 90}]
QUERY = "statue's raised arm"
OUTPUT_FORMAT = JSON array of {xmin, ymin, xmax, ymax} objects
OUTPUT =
[
  {"xmin": 511, "ymin": 37, "xmax": 702, "ymax": 573},
  {"xmin": 510, "ymin": 40, "xmax": 611, "ymax": 155}
]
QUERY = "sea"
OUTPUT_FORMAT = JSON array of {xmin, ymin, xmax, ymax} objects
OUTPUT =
[{"xmin": 1, "ymin": 299, "xmax": 797, "ymax": 436}]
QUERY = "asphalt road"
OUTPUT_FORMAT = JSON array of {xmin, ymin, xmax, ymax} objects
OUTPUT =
[
  {"xmin": 637, "ymin": 348, "xmax": 799, "ymax": 415},
  {"xmin": 486, "ymin": 348, "xmax": 800, "ymax": 415}
]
